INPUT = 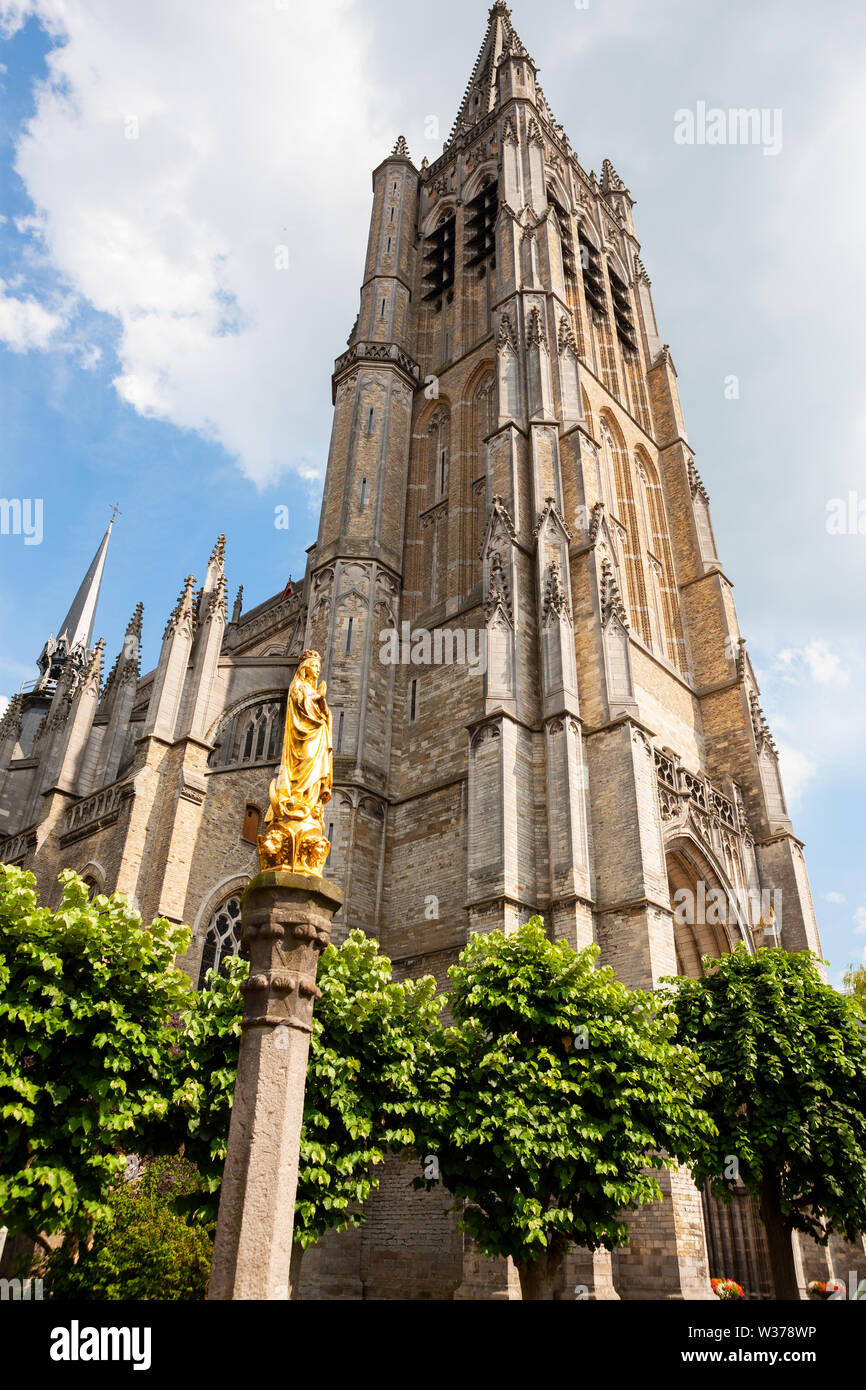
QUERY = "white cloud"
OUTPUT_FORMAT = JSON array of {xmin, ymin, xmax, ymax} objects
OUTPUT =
[
  {"xmin": 77, "ymin": 343, "xmax": 101, "ymax": 370},
  {"xmin": 0, "ymin": 0, "xmax": 391, "ymax": 486},
  {"xmin": 774, "ymin": 641, "xmax": 850, "ymax": 686},
  {"xmin": 826, "ymin": 891, "xmax": 846, "ymax": 904},
  {"xmin": 854, "ymin": 904, "xmax": 866, "ymax": 936},
  {"xmin": 774, "ymin": 741, "xmax": 815, "ymax": 808},
  {"xmin": 0, "ymin": 695, "xmax": 8, "ymax": 718},
  {"xmin": 0, "ymin": 276, "xmax": 66, "ymax": 350}
]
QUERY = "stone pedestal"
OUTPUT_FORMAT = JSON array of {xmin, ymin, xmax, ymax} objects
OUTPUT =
[{"xmin": 208, "ymin": 869, "xmax": 342, "ymax": 1301}]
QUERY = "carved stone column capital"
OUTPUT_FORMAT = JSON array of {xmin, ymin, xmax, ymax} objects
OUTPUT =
[{"xmin": 240, "ymin": 871, "xmax": 341, "ymax": 1034}]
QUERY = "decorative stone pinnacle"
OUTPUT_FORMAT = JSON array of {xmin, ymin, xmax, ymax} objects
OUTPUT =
[{"xmin": 391, "ymin": 135, "xmax": 411, "ymax": 159}]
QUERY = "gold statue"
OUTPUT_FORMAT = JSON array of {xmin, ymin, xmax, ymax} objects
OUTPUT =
[{"xmin": 257, "ymin": 649, "xmax": 333, "ymax": 875}]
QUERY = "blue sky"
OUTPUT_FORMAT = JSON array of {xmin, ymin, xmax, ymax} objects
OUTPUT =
[{"xmin": 0, "ymin": 0, "xmax": 863, "ymax": 980}]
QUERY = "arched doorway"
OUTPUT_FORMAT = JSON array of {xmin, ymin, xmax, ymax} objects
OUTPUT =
[{"xmin": 665, "ymin": 832, "xmax": 773, "ymax": 1300}]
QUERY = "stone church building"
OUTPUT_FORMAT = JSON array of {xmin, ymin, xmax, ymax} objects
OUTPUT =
[{"xmin": 1, "ymin": 3, "xmax": 861, "ymax": 1299}]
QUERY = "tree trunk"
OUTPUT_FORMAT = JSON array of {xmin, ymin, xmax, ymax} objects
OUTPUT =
[
  {"xmin": 517, "ymin": 1245, "xmax": 566, "ymax": 1301},
  {"xmin": 759, "ymin": 1177, "xmax": 800, "ymax": 1300},
  {"xmin": 289, "ymin": 1242, "xmax": 305, "ymax": 1300}
]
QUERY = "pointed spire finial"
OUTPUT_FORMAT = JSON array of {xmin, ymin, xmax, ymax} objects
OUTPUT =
[
  {"xmin": 128, "ymin": 601, "xmax": 144, "ymax": 636},
  {"xmin": 391, "ymin": 135, "xmax": 411, "ymax": 160},
  {"xmin": 231, "ymin": 585, "xmax": 244, "ymax": 625},
  {"xmin": 164, "ymin": 575, "xmax": 197, "ymax": 639},
  {"xmin": 35, "ymin": 520, "xmax": 114, "ymax": 689}
]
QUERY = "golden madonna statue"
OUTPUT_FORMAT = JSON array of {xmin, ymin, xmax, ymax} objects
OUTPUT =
[{"xmin": 257, "ymin": 649, "xmax": 333, "ymax": 876}]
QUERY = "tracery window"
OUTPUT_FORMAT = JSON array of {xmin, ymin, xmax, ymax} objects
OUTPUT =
[
  {"xmin": 635, "ymin": 449, "xmax": 686, "ymax": 670},
  {"xmin": 197, "ymin": 895, "xmax": 246, "ymax": 989},
  {"xmin": 601, "ymin": 419, "xmax": 652, "ymax": 644},
  {"xmin": 207, "ymin": 697, "xmax": 285, "ymax": 769}
]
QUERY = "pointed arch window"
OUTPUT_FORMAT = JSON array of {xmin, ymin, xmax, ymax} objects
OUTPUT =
[
  {"xmin": 636, "ymin": 450, "xmax": 686, "ymax": 671},
  {"xmin": 208, "ymin": 697, "xmax": 286, "ymax": 770},
  {"xmin": 601, "ymin": 421, "xmax": 651, "ymax": 644},
  {"xmin": 197, "ymin": 895, "xmax": 246, "ymax": 989}
]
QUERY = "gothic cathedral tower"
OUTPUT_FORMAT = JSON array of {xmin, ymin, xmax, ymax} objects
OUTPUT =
[{"xmin": 299, "ymin": 2, "xmax": 824, "ymax": 1299}]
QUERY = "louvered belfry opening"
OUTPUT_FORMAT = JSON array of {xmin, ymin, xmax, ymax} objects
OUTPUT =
[
  {"xmin": 608, "ymin": 265, "xmax": 639, "ymax": 355},
  {"xmin": 578, "ymin": 227, "xmax": 607, "ymax": 316},
  {"xmin": 548, "ymin": 187, "xmax": 576, "ymax": 290},
  {"xmin": 464, "ymin": 177, "xmax": 499, "ymax": 270},
  {"xmin": 422, "ymin": 211, "xmax": 456, "ymax": 303}
]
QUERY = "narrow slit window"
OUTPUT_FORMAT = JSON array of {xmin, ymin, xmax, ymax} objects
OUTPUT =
[
  {"xmin": 359, "ymin": 476, "xmax": 367, "ymax": 510},
  {"xmin": 440, "ymin": 449, "xmax": 447, "ymax": 495},
  {"xmin": 389, "ymin": 206, "xmax": 395, "ymax": 222},
  {"xmin": 337, "ymin": 711, "xmax": 344, "ymax": 752},
  {"xmin": 386, "ymin": 236, "xmax": 392, "ymax": 254},
  {"xmin": 410, "ymin": 678, "xmax": 418, "ymax": 721},
  {"xmin": 367, "ymin": 407, "xmax": 374, "ymax": 433},
  {"xmin": 327, "ymin": 821, "xmax": 334, "ymax": 843},
  {"xmin": 346, "ymin": 617, "xmax": 354, "ymax": 654},
  {"xmin": 380, "ymin": 298, "xmax": 386, "ymax": 317}
]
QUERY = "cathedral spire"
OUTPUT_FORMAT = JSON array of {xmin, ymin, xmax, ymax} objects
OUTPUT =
[
  {"xmin": 444, "ymin": 3, "xmax": 557, "ymax": 150},
  {"xmin": 446, "ymin": 4, "xmax": 521, "ymax": 146},
  {"xmin": 35, "ymin": 517, "xmax": 114, "ymax": 689}
]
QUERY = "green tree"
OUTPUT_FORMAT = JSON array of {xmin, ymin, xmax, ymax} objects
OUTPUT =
[
  {"xmin": 661, "ymin": 944, "xmax": 866, "ymax": 1300},
  {"xmin": 166, "ymin": 928, "xmax": 442, "ymax": 1292},
  {"xmin": 843, "ymin": 963, "xmax": 866, "ymax": 1019},
  {"xmin": 38, "ymin": 1156, "xmax": 212, "ymax": 1300},
  {"xmin": 0, "ymin": 865, "xmax": 192, "ymax": 1259},
  {"xmin": 412, "ymin": 918, "xmax": 716, "ymax": 1300}
]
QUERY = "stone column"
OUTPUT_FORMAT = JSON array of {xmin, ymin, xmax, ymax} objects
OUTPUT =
[{"xmin": 208, "ymin": 869, "xmax": 343, "ymax": 1301}]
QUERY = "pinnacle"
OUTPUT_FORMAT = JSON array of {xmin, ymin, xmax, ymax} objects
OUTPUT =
[
  {"xmin": 175, "ymin": 575, "xmax": 197, "ymax": 610},
  {"xmin": 391, "ymin": 135, "xmax": 411, "ymax": 160}
]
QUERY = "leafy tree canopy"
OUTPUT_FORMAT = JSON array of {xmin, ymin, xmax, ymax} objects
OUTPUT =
[
  {"xmin": 660, "ymin": 944, "xmax": 866, "ymax": 1248},
  {"xmin": 0, "ymin": 865, "xmax": 192, "ymax": 1251},
  {"xmin": 166, "ymin": 928, "xmax": 443, "ymax": 1250},
  {"xmin": 412, "ymin": 919, "xmax": 716, "ymax": 1291},
  {"xmin": 843, "ymin": 962, "xmax": 866, "ymax": 1019}
]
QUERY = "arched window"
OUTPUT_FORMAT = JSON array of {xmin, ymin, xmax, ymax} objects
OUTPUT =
[
  {"xmin": 197, "ymin": 895, "xmax": 246, "ymax": 989},
  {"xmin": 208, "ymin": 698, "xmax": 285, "ymax": 770},
  {"xmin": 427, "ymin": 408, "xmax": 450, "ymax": 507},
  {"xmin": 635, "ymin": 449, "xmax": 686, "ymax": 670},
  {"xmin": 469, "ymin": 373, "xmax": 495, "ymax": 586},
  {"xmin": 601, "ymin": 419, "xmax": 651, "ymax": 644}
]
